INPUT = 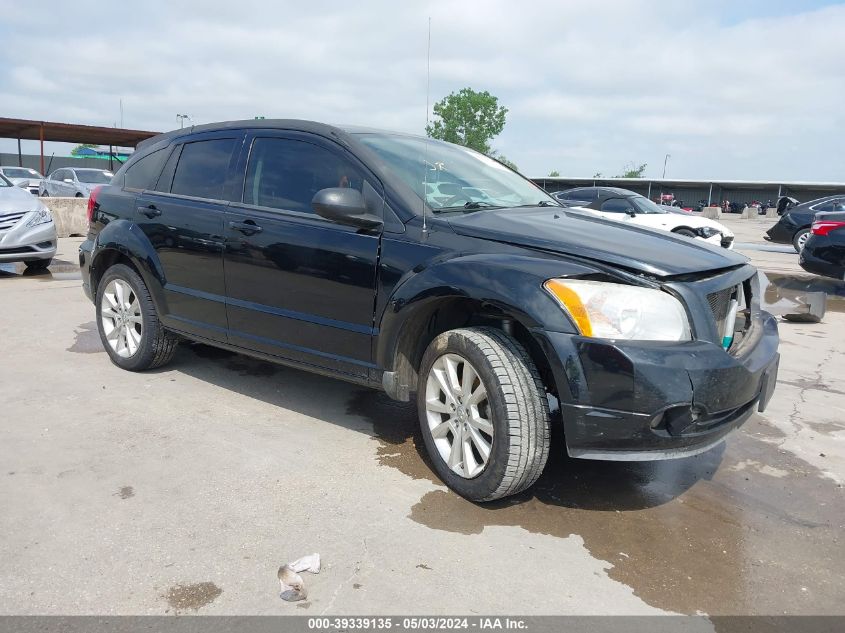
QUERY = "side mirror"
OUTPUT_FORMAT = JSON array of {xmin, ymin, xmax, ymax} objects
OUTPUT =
[{"xmin": 312, "ymin": 188, "xmax": 382, "ymax": 230}]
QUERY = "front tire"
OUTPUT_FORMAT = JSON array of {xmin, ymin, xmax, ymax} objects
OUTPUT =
[
  {"xmin": 673, "ymin": 228, "xmax": 696, "ymax": 238},
  {"xmin": 417, "ymin": 327, "xmax": 551, "ymax": 502},
  {"xmin": 95, "ymin": 263, "xmax": 178, "ymax": 371},
  {"xmin": 793, "ymin": 228, "xmax": 809, "ymax": 253}
]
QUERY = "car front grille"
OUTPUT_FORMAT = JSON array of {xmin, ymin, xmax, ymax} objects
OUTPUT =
[{"xmin": 0, "ymin": 212, "xmax": 26, "ymax": 231}]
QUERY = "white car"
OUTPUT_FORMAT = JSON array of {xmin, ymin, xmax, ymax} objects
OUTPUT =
[
  {"xmin": 0, "ymin": 166, "xmax": 44, "ymax": 195},
  {"xmin": 571, "ymin": 189, "xmax": 734, "ymax": 249},
  {"xmin": 0, "ymin": 174, "xmax": 57, "ymax": 269}
]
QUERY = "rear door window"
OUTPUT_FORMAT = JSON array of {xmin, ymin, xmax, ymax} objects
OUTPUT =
[
  {"xmin": 242, "ymin": 137, "xmax": 365, "ymax": 214},
  {"xmin": 171, "ymin": 138, "xmax": 237, "ymax": 200}
]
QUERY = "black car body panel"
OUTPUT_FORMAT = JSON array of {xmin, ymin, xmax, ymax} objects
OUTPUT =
[
  {"xmin": 80, "ymin": 119, "xmax": 779, "ymax": 461},
  {"xmin": 800, "ymin": 211, "xmax": 845, "ymax": 280},
  {"xmin": 447, "ymin": 206, "xmax": 746, "ymax": 277}
]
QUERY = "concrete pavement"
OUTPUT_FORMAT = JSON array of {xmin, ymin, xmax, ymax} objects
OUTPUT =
[{"xmin": 0, "ymin": 238, "xmax": 842, "ymax": 617}]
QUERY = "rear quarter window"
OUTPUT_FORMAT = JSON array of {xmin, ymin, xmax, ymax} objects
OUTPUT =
[{"xmin": 124, "ymin": 148, "xmax": 170, "ymax": 191}]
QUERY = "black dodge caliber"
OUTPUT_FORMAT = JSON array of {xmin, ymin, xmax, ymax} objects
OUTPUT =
[{"xmin": 79, "ymin": 120, "xmax": 780, "ymax": 502}]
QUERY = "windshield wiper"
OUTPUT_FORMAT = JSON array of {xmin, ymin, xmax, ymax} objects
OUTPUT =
[
  {"xmin": 439, "ymin": 201, "xmax": 500, "ymax": 211},
  {"xmin": 512, "ymin": 201, "xmax": 561, "ymax": 208}
]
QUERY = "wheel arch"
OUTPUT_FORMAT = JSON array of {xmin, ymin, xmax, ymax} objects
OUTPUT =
[
  {"xmin": 375, "ymin": 254, "xmax": 592, "ymax": 401},
  {"xmin": 90, "ymin": 221, "xmax": 168, "ymax": 314}
]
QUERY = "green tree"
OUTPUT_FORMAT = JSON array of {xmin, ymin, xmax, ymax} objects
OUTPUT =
[
  {"xmin": 71, "ymin": 143, "xmax": 97, "ymax": 156},
  {"xmin": 491, "ymin": 154, "xmax": 518, "ymax": 171},
  {"xmin": 426, "ymin": 88, "xmax": 508, "ymax": 155},
  {"xmin": 592, "ymin": 171, "xmax": 603, "ymax": 178},
  {"xmin": 548, "ymin": 170, "xmax": 560, "ymax": 177},
  {"xmin": 616, "ymin": 162, "xmax": 647, "ymax": 178}
]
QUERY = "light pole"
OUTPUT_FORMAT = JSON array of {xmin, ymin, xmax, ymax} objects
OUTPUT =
[
  {"xmin": 176, "ymin": 114, "xmax": 191, "ymax": 129},
  {"xmin": 662, "ymin": 153, "xmax": 671, "ymax": 179}
]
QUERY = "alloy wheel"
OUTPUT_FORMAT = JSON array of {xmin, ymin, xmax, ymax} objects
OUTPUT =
[
  {"xmin": 100, "ymin": 279, "xmax": 143, "ymax": 358},
  {"xmin": 424, "ymin": 353, "xmax": 493, "ymax": 478}
]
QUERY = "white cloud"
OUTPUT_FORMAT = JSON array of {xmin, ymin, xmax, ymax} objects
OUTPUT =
[{"xmin": 0, "ymin": 0, "xmax": 842, "ymax": 179}]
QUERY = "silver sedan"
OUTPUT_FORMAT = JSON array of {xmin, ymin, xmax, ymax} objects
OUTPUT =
[
  {"xmin": 39, "ymin": 167, "xmax": 113, "ymax": 198},
  {"xmin": 0, "ymin": 174, "xmax": 57, "ymax": 269}
]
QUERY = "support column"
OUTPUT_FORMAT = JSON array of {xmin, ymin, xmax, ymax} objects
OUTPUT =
[
  {"xmin": 708, "ymin": 182, "xmax": 713, "ymax": 206},
  {"xmin": 17, "ymin": 138, "xmax": 22, "ymax": 166},
  {"xmin": 39, "ymin": 123, "xmax": 45, "ymax": 175}
]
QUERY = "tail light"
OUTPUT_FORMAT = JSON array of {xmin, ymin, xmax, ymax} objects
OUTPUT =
[
  {"xmin": 86, "ymin": 185, "xmax": 102, "ymax": 224},
  {"xmin": 811, "ymin": 220, "xmax": 845, "ymax": 236}
]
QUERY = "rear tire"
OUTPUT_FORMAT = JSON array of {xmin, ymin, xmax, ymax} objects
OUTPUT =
[
  {"xmin": 95, "ymin": 263, "xmax": 178, "ymax": 371},
  {"xmin": 40, "ymin": 191, "xmax": 49, "ymax": 197},
  {"xmin": 417, "ymin": 327, "xmax": 551, "ymax": 502},
  {"xmin": 793, "ymin": 228, "xmax": 809, "ymax": 253},
  {"xmin": 75, "ymin": 193, "xmax": 84, "ymax": 198},
  {"xmin": 24, "ymin": 258, "xmax": 52, "ymax": 270}
]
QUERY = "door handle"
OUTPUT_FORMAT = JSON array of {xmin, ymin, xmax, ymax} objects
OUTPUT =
[
  {"xmin": 136, "ymin": 204, "xmax": 161, "ymax": 218},
  {"xmin": 229, "ymin": 220, "xmax": 263, "ymax": 235}
]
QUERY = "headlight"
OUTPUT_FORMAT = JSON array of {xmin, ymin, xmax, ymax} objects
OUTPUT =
[
  {"xmin": 695, "ymin": 227, "xmax": 721, "ymax": 239},
  {"xmin": 544, "ymin": 279, "xmax": 691, "ymax": 342},
  {"xmin": 24, "ymin": 207, "xmax": 53, "ymax": 228}
]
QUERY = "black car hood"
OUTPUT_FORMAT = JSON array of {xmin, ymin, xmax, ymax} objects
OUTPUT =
[{"xmin": 447, "ymin": 207, "xmax": 747, "ymax": 278}]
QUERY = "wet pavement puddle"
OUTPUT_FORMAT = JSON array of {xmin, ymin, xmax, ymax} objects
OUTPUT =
[
  {"xmin": 0, "ymin": 258, "xmax": 81, "ymax": 281},
  {"xmin": 164, "ymin": 582, "xmax": 222, "ymax": 612},
  {"xmin": 349, "ymin": 391, "xmax": 844, "ymax": 616},
  {"xmin": 68, "ymin": 321, "xmax": 103, "ymax": 353}
]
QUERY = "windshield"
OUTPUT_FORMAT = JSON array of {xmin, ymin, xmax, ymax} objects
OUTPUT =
[
  {"xmin": 3, "ymin": 167, "xmax": 42, "ymax": 179},
  {"xmin": 631, "ymin": 196, "xmax": 669, "ymax": 214},
  {"xmin": 358, "ymin": 134, "xmax": 558, "ymax": 212},
  {"xmin": 76, "ymin": 170, "xmax": 113, "ymax": 184}
]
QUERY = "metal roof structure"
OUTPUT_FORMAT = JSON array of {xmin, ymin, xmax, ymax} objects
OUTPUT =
[{"xmin": 0, "ymin": 116, "xmax": 160, "ymax": 173}]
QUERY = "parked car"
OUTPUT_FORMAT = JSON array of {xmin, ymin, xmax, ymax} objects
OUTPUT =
[
  {"xmin": 0, "ymin": 173, "xmax": 57, "ymax": 269},
  {"xmin": 567, "ymin": 187, "xmax": 735, "ymax": 248},
  {"xmin": 776, "ymin": 196, "xmax": 799, "ymax": 216},
  {"xmin": 764, "ymin": 195, "xmax": 845, "ymax": 252},
  {"xmin": 799, "ymin": 211, "xmax": 845, "ymax": 280},
  {"xmin": 552, "ymin": 187, "xmax": 599, "ymax": 207},
  {"xmin": 39, "ymin": 167, "xmax": 114, "ymax": 198},
  {"xmin": 79, "ymin": 120, "xmax": 779, "ymax": 502},
  {"xmin": 0, "ymin": 166, "xmax": 44, "ymax": 195}
]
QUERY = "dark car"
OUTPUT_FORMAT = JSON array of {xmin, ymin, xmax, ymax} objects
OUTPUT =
[
  {"xmin": 765, "ymin": 195, "xmax": 845, "ymax": 252},
  {"xmin": 79, "ymin": 120, "xmax": 780, "ymax": 502},
  {"xmin": 551, "ymin": 186, "xmax": 600, "ymax": 207},
  {"xmin": 799, "ymin": 211, "xmax": 845, "ymax": 280}
]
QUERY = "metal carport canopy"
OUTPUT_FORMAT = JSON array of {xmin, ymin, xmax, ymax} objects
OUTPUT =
[{"xmin": 0, "ymin": 116, "xmax": 161, "ymax": 173}]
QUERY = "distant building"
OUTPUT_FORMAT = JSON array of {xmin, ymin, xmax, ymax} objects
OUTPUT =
[
  {"xmin": 533, "ymin": 176, "xmax": 845, "ymax": 207},
  {"xmin": 71, "ymin": 145, "xmax": 132, "ymax": 161}
]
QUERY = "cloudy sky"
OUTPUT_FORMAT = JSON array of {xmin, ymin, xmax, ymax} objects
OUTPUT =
[{"xmin": 1, "ymin": 0, "xmax": 843, "ymax": 180}]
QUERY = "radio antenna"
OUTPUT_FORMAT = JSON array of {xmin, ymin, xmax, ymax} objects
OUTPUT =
[{"xmin": 421, "ymin": 16, "xmax": 432, "ymax": 237}]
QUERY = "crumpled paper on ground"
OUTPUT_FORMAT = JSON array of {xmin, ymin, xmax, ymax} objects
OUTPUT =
[{"xmin": 278, "ymin": 553, "xmax": 321, "ymax": 601}]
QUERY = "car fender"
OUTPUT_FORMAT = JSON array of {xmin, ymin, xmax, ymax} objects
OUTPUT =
[
  {"xmin": 91, "ymin": 219, "xmax": 168, "ymax": 313},
  {"xmin": 375, "ymin": 252, "xmax": 598, "ymax": 370}
]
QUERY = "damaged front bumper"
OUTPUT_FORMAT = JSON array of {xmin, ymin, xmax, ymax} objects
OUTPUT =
[{"xmin": 535, "ymin": 312, "xmax": 780, "ymax": 460}]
